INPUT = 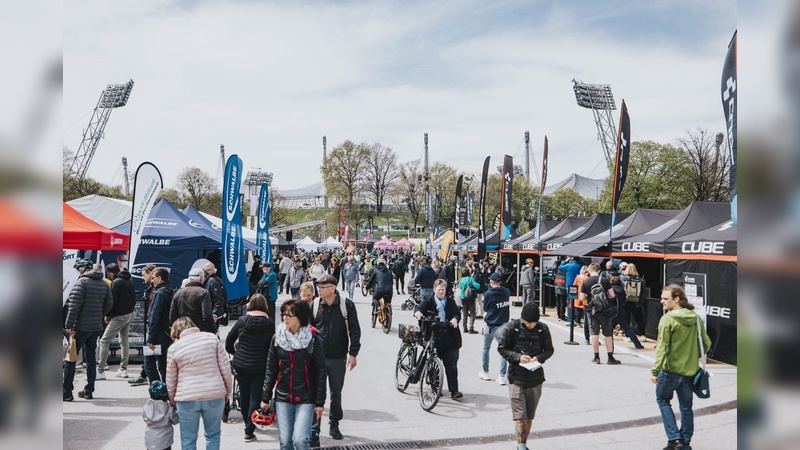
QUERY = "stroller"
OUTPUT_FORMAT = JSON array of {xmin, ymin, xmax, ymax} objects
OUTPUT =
[
  {"xmin": 222, "ymin": 358, "xmax": 241, "ymax": 422},
  {"xmin": 401, "ymin": 282, "xmax": 422, "ymax": 311}
]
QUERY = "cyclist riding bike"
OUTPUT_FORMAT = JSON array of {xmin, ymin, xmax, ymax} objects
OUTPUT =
[{"xmin": 367, "ymin": 258, "xmax": 394, "ymax": 312}]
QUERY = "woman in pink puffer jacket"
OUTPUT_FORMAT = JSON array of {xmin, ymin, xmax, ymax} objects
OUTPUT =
[{"xmin": 166, "ymin": 317, "xmax": 232, "ymax": 450}]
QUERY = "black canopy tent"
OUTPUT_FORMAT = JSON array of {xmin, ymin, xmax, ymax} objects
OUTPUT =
[
  {"xmin": 664, "ymin": 219, "xmax": 737, "ymax": 365},
  {"xmin": 549, "ymin": 209, "xmax": 681, "ymax": 257}
]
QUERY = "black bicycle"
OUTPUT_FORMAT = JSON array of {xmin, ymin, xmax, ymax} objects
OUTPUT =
[{"xmin": 394, "ymin": 315, "xmax": 446, "ymax": 411}]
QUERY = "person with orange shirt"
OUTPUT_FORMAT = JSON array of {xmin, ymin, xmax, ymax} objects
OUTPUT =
[{"xmin": 572, "ymin": 266, "xmax": 589, "ymax": 344}]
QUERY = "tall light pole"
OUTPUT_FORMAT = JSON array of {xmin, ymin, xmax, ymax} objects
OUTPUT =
[{"xmin": 572, "ymin": 79, "xmax": 617, "ymax": 165}]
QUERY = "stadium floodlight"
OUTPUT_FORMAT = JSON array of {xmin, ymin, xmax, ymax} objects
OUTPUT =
[
  {"xmin": 572, "ymin": 79, "xmax": 618, "ymax": 164},
  {"xmin": 100, "ymin": 79, "xmax": 135, "ymax": 108},
  {"xmin": 244, "ymin": 169, "xmax": 273, "ymax": 187}
]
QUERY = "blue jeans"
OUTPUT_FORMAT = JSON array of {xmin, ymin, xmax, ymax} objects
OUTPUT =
[
  {"xmin": 420, "ymin": 288, "xmax": 433, "ymax": 301},
  {"xmin": 237, "ymin": 372, "xmax": 265, "ymax": 435},
  {"xmin": 290, "ymin": 287, "xmax": 300, "ymax": 298},
  {"xmin": 345, "ymin": 280, "xmax": 356, "ymax": 300},
  {"xmin": 482, "ymin": 325, "xmax": 507, "ymax": 376},
  {"xmin": 276, "ymin": 402, "xmax": 314, "ymax": 450},
  {"xmin": 63, "ymin": 329, "xmax": 101, "ymax": 396},
  {"xmin": 656, "ymin": 370, "xmax": 695, "ymax": 445},
  {"xmin": 177, "ymin": 397, "xmax": 225, "ymax": 450}
]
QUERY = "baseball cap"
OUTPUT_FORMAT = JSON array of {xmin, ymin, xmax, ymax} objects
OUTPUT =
[
  {"xmin": 188, "ymin": 268, "xmax": 204, "ymax": 278},
  {"xmin": 316, "ymin": 274, "xmax": 337, "ymax": 285},
  {"xmin": 489, "ymin": 273, "xmax": 502, "ymax": 282},
  {"xmin": 260, "ymin": 262, "xmax": 271, "ymax": 268},
  {"xmin": 619, "ymin": 262, "xmax": 628, "ymax": 269}
]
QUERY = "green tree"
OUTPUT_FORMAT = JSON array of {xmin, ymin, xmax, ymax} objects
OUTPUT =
[
  {"xmin": 321, "ymin": 140, "xmax": 370, "ymax": 212},
  {"xmin": 599, "ymin": 140, "xmax": 694, "ymax": 212},
  {"xmin": 541, "ymin": 188, "xmax": 599, "ymax": 220},
  {"xmin": 428, "ymin": 162, "xmax": 459, "ymax": 227},
  {"xmin": 483, "ymin": 174, "xmax": 539, "ymax": 232},
  {"xmin": 156, "ymin": 188, "xmax": 185, "ymax": 209}
]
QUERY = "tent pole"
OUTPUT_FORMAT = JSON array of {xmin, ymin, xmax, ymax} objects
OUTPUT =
[
  {"xmin": 516, "ymin": 253, "xmax": 521, "ymax": 304},
  {"xmin": 540, "ymin": 252, "xmax": 547, "ymax": 316}
]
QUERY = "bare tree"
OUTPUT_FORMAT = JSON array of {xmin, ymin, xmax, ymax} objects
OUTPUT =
[
  {"xmin": 363, "ymin": 142, "xmax": 399, "ymax": 213},
  {"xmin": 677, "ymin": 128, "xmax": 731, "ymax": 202},
  {"xmin": 321, "ymin": 140, "xmax": 370, "ymax": 212},
  {"xmin": 176, "ymin": 167, "xmax": 218, "ymax": 210},
  {"xmin": 391, "ymin": 159, "xmax": 425, "ymax": 236}
]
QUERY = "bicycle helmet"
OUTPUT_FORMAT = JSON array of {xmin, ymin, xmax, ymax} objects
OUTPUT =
[
  {"xmin": 376, "ymin": 258, "xmax": 386, "ymax": 267},
  {"xmin": 251, "ymin": 408, "xmax": 276, "ymax": 428},
  {"xmin": 73, "ymin": 259, "xmax": 93, "ymax": 271},
  {"xmin": 148, "ymin": 380, "xmax": 169, "ymax": 401}
]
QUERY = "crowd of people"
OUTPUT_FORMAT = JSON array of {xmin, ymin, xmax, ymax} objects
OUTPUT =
[{"xmin": 63, "ymin": 246, "xmax": 710, "ymax": 450}]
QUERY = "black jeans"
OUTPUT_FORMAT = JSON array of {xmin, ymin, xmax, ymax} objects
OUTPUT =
[
  {"xmin": 440, "ymin": 348, "xmax": 459, "ymax": 394},
  {"xmin": 312, "ymin": 357, "xmax": 347, "ymax": 434},
  {"xmin": 461, "ymin": 299, "xmax": 476, "ymax": 331},
  {"xmin": 555, "ymin": 294, "xmax": 567, "ymax": 319},
  {"xmin": 144, "ymin": 343, "xmax": 169, "ymax": 383},
  {"xmin": 395, "ymin": 274, "xmax": 405, "ymax": 292},
  {"xmin": 267, "ymin": 301, "xmax": 276, "ymax": 323},
  {"xmin": 236, "ymin": 371, "xmax": 265, "ymax": 435},
  {"xmin": 279, "ymin": 273, "xmax": 287, "ymax": 293},
  {"xmin": 625, "ymin": 301, "xmax": 645, "ymax": 336}
]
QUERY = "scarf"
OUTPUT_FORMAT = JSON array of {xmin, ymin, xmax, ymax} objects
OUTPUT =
[
  {"xmin": 247, "ymin": 310, "xmax": 269, "ymax": 319},
  {"xmin": 434, "ymin": 296, "xmax": 447, "ymax": 323},
  {"xmin": 274, "ymin": 323, "xmax": 312, "ymax": 351}
]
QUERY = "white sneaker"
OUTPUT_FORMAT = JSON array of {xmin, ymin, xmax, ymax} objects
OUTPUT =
[
  {"xmin": 115, "ymin": 369, "xmax": 129, "ymax": 378},
  {"xmin": 478, "ymin": 371, "xmax": 491, "ymax": 381},
  {"xmin": 496, "ymin": 375, "xmax": 508, "ymax": 386},
  {"xmin": 95, "ymin": 372, "xmax": 106, "ymax": 380},
  {"xmin": 640, "ymin": 336, "xmax": 647, "ymax": 342}
]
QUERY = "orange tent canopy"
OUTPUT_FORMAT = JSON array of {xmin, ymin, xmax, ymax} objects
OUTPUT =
[{"xmin": 63, "ymin": 202, "xmax": 130, "ymax": 250}]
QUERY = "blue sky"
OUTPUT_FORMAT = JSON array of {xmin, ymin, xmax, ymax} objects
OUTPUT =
[{"xmin": 63, "ymin": 0, "xmax": 736, "ymax": 192}]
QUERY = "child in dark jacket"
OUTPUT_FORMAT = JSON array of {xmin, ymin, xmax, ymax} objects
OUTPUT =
[{"xmin": 143, "ymin": 380, "xmax": 178, "ymax": 450}]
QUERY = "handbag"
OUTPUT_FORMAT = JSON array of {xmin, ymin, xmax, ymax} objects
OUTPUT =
[
  {"xmin": 65, "ymin": 335, "xmax": 78, "ymax": 362},
  {"xmin": 693, "ymin": 316, "xmax": 710, "ymax": 398}
]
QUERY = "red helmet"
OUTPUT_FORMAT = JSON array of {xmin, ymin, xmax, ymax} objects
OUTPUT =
[{"xmin": 250, "ymin": 409, "xmax": 276, "ymax": 428}]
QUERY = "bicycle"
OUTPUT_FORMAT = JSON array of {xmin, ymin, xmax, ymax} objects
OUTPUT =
[
  {"xmin": 361, "ymin": 269, "xmax": 373, "ymax": 297},
  {"xmin": 371, "ymin": 297, "xmax": 392, "ymax": 334},
  {"xmin": 394, "ymin": 315, "xmax": 446, "ymax": 411}
]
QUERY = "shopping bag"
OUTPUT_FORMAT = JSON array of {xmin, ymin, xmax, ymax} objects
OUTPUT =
[{"xmin": 65, "ymin": 336, "xmax": 77, "ymax": 362}]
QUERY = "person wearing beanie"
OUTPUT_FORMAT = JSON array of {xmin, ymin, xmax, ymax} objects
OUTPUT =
[{"xmin": 497, "ymin": 302, "xmax": 554, "ymax": 450}]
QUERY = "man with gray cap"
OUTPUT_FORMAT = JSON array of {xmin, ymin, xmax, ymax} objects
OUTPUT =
[
  {"xmin": 497, "ymin": 303, "xmax": 554, "ymax": 450},
  {"xmin": 310, "ymin": 273, "xmax": 361, "ymax": 444},
  {"xmin": 169, "ymin": 268, "xmax": 214, "ymax": 333}
]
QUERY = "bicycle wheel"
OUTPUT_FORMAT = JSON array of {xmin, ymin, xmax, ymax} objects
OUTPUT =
[
  {"xmin": 371, "ymin": 305, "xmax": 377, "ymax": 328},
  {"xmin": 362, "ymin": 282, "xmax": 368, "ymax": 297},
  {"xmin": 418, "ymin": 355, "xmax": 444, "ymax": 411},
  {"xmin": 394, "ymin": 344, "xmax": 415, "ymax": 392},
  {"xmin": 382, "ymin": 305, "xmax": 392, "ymax": 334}
]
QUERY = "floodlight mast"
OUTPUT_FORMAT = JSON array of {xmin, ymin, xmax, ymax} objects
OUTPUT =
[
  {"xmin": 68, "ymin": 79, "xmax": 134, "ymax": 181},
  {"xmin": 572, "ymin": 79, "xmax": 617, "ymax": 165}
]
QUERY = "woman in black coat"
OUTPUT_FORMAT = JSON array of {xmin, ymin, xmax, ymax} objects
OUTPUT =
[
  {"xmin": 225, "ymin": 294, "xmax": 275, "ymax": 441},
  {"xmin": 414, "ymin": 279, "xmax": 463, "ymax": 398}
]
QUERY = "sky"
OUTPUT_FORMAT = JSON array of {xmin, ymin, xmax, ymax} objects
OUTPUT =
[{"xmin": 63, "ymin": 0, "xmax": 736, "ymax": 194}]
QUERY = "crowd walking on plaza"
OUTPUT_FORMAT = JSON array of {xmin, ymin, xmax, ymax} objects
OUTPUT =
[{"xmin": 64, "ymin": 247, "xmax": 711, "ymax": 450}]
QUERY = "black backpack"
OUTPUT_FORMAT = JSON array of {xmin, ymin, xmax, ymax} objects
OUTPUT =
[{"xmin": 588, "ymin": 282, "xmax": 612, "ymax": 314}]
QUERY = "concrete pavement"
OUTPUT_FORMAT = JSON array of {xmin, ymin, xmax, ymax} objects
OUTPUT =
[{"xmin": 63, "ymin": 287, "xmax": 737, "ymax": 449}]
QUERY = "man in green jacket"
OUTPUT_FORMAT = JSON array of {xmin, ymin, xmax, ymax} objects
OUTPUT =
[{"xmin": 651, "ymin": 284, "xmax": 711, "ymax": 450}]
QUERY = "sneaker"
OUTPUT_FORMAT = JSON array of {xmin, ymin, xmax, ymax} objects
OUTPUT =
[
  {"xmin": 77, "ymin": 390, "xmax": 93, "ymax": 399},
  {"xmin": 478, "ymin": 371, "xmax": 491, "ymax": 381},
  {"xmin": 640, "ymin": 336, "xmax": 647, "ymax": 342},
  {"xmin": 63, "ymin": 393, "xmax": 74, "ymax": 402},
  {"xmin": 95, "ymin": 372, "xmax": 106, "ymax": 380},
  {"xmin": 592, "ymin": 356, "xmax": 601, "ymax": 364},
  {"xmin": 128, "ymin": 375, "xmax": 148, "ymax": 386},
  {"xmin": 450, "ymin": 391, "xmax": 464, "ymax": 399},
  {"xmin": 585, "ymin": 340, "xmax": 591, "ymax": 345},
  {"xmin": 309, "ymin": 432, "xmax": 320, "ymax": 448},
  {"xmin": 564, "ymin": 321, "xmax": 572, "ymax": 326},
  {"xmin": 330, "ymin": 422, "xmax": 343, "ymax": 440},
  {"xmin": 496, "ymin": 375, "xmax": 508, "ymax": 386},
  {"xmin": 635, "ymin": 345, "xmax": 645, "ymax": 350},
  {"xmin": 115, "ymin": 369, "xmax": 129, "ymax": 378},
  {"xmin": 607, "ymin": 356, "xmax": 621, "ymax": 365},
  {"xmin": 623, "ymin": 337, "xmax": 631, "ymax": 342},
  {"xmin": 663, "ymin": 439, "xmax": 684, "ymax": 450},
  {"xmin": 468, "ymin": 329, "xmax": 479, "ymax": 334},
  {"xmin": 244, "ymin": 434, "xmax": 256, "ymax": 442}
]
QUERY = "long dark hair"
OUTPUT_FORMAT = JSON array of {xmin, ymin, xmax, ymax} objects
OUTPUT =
[{"xmin": 663, "ymin": 284, "xmax": 694, "ymax": 310}]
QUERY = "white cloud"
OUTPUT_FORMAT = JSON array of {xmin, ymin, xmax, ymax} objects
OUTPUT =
[{"xmin": 64, "ymin": 0, "xmax": 736, "ymax": 193}]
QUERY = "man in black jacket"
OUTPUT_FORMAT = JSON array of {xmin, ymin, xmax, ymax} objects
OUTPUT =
[
  {"xmin": 202, "ymin": 262, "xmax": 227, "ymax": 330},
  {"xmin": 393, "ymin": 256, "xmax": 406, "ymax": 294},
  {"xmin": 169, "ymin": 268, "xmax": 214, "ymax": 333},
  {"xmin": 310, "ymin": 274, "xmax": 361, "ymax": 444},
  {"xmin": 145, "ymin": 268, "xmax": 173, "ymax": 384},
  {"xmin": 63, "ymin": 259, "xmax": 113, "ymax": 401},
  {"xmin": 97, "ymin": 264, "xmax": 137, "ymax": 380},
  {"xmin": 414, "ymin": 257, "xmax": 437, "ymax": 300},
  {"xmin": 367, "ymin": 259, "xmax": 394, "ymax": 313},
  {"xmin": 497, "ymin": 303, "xmax": 554, "ymax": 450}
]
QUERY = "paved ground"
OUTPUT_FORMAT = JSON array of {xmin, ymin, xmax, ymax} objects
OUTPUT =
[{"xmin": 63, "ymin": 288, "xmax": 737, "ymax": 449}]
